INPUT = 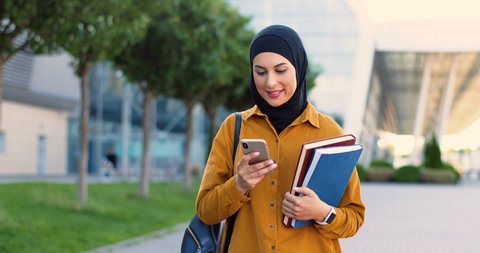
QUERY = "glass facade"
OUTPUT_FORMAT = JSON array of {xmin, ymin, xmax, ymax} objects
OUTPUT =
[{"xmin": 67, "ymin": 62, "xmax": 208, "ymax": 177}]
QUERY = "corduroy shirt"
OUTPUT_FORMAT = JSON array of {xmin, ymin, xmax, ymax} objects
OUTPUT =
[{"xmin": 196, "ymin": 103, "xmax": 366, "ymax": 253}]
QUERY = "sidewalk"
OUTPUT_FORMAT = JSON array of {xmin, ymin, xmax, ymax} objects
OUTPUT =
[
  {"xmin": 85, "ymin": 222, "xmax": 188, "ymax": 253},
  {"xmin": 86, "ymin": 180, "xmax": 480, "ymax": 253}
]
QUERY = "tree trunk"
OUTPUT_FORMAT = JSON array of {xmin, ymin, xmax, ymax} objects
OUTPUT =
[
  {"xmin": 183, "ymin": 99, "xmax": 194, "ymax": 191},
  {"xmin": 205, "ymin": 104, "xmax": 219, "ymax": 161},
  {"xmin": 0, "ymin": 58, "xmax": 4, "ymax": 130},
  {"xmin": 139, "ymin": 87, "xmax": 153, "ymax": 199},
  {"xmin": 78, "ymin": 60, "xmax": 92, "ymax": 209}
]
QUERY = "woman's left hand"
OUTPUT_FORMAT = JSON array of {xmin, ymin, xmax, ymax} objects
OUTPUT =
[{"xmin": 282, "ymin": 187, "xmax": 331, "ymax": 222}]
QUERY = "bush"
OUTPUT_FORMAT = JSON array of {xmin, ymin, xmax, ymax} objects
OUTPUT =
[
  {"xmin": 367, "ymin": 159, "xmax": 395, "ymax": 182},
  {"xmin": 366, "ymin": 168, "xmax": 395, "ymax": 182},
  {"xmin": 421, "ymin": 163, "xmax": 460, "ymax": 184},
  {"xmin": 421, "ymin": 168, "xmax": 456, "ymax": 184},
  {"xmin": 356, "ymin": 164, "xmax": 366, "ymax": 182},
  {"xmin": 395, "ymin": 165, "xmax": 421, "ymax": 183},
  {"xmin": 369, "ymin": 159, "xmax": 394, "ymax": 169},
  {"xmin": 441, "ymin": 163, "xmax": 460, "ymax": 183}
]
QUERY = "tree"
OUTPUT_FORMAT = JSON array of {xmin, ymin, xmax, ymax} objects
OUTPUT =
[
  {"xmin": 0, "ymin": 0, "xmax": 67, "ymax": 129},
  {"xmin": 113, "ymin": 2, "xmax": 181, "ymax": 199},
  {"xmin": 168, "ymin": 0, "xmax": 234, "ymax": 191},
  {"xmin": 423, "ymin": 133, "xmax": 442, "ymax": 169},
  {"xmin": 47, "ymin": 0, "xmax": 150, "ymax": 208},
  {"xmin": 201, "ymin": 6, "xmax": 254, "ymax": 154}
]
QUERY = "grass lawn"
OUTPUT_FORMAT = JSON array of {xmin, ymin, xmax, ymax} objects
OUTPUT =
[{"xmin": 0, "ymin": 180, "xmax": 199, "ymax": 253}]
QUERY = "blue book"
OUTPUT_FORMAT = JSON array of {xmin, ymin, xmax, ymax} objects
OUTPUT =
[{"xmin": 290, "ymin": 144, "xmax": 363, "ymax": 229}]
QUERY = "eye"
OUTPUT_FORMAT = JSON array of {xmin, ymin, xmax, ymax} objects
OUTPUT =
[
  {"xmin": 276, "ymin": 68, "xmax": 287, "ymax": 73},
  {"xmin": 255, "ymin": 71, "xmax": 267, "ymax": 76}
]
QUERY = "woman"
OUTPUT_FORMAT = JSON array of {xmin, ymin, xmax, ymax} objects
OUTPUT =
[{"xmin": 196, "ymin": 24, "xmax": 365, "ymax": 253}]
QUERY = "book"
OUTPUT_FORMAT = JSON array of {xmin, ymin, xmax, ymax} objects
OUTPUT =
[
  {"xmin": 289, "ymin": 144, "xmax": 363, "ymax": 229},
  {"xmin": 283, "ymin": 134, "xmax": 356, "ymax": 226}
]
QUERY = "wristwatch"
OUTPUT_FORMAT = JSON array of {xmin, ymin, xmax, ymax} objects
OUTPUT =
[{"xmin": 316, "ymin": 207, "xmax": 336, "ymax": 225}]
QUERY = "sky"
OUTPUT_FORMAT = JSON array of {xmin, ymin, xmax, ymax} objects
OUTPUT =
[{"xmin": 360, "ymin": 0, "xmax": 480, "ymax": 23}]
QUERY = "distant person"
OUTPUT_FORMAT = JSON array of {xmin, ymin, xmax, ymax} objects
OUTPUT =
[
  {"xmin": 195, "ymin": 25, "xmax": 366, "ymax": 252},
  {"xmin": 106, "ymin": 146, "xmax": 118, "ymax": 172}
]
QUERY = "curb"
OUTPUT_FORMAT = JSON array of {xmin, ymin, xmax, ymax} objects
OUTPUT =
[{"xmin": 84, "ymin": 222, "xmax": 188, "ymax": 253}]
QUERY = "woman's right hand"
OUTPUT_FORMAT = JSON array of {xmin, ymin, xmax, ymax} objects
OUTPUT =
[{"xmin": 235, "ymin": 152, "xmax": 277, "ymax": 194}]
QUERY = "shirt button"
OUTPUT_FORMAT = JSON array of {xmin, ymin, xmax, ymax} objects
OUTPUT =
[
  {"xmin": 275, "ymin": 139, "xmax": 279, "ymax": 143},
  {"xmin": 270, "ymin": 203, "xmax": 275, "ymax": 207},
  {"xmin": 271, "ymin": 181, "xmax": 275, "ymax": 186},
  {"xmin": 269, "ymin": 224, "xmax": 275, "ymax": 229},
  {"xmin": 271, "ymin": 245, "xmax": 276, "ymax": 250}
]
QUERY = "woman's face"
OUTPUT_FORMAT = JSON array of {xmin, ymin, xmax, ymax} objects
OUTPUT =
[{"xmin": 252, "ymin": 52, "xmax": 297, "ymax": 107}]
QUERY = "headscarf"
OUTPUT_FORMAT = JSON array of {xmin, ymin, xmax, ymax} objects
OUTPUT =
[{"xmin": 249, "ymin": 25, "xmax": 308, "ymax": 134}]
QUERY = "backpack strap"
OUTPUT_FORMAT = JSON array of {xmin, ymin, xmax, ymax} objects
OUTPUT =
[
  {"xmin": 232, "ymin": 112, "xmax": 242, "ymax": 163},
  {"xmin": 224, "ymin": 112, "xmax": 242, "ymax": 253}
]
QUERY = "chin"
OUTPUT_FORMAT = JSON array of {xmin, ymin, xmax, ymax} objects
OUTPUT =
[{"xmin": 267, "ymin": 100, "xmax": 286, "ymax": 107}]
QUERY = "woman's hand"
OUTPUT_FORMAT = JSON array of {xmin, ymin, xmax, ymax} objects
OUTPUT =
[
  {"xmin": 282, "ymin": 187, "xmax": 331, "ymax": 222},
  {"xmin": 235, "ymin": 152, "xmax": 277, "ymax": 194}
]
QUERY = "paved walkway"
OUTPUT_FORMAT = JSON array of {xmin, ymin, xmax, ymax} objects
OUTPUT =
[{"xmin": 86, "ymin": 180, "xmax": 480, "ymax": 253}]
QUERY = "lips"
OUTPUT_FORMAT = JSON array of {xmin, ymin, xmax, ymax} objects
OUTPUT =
[{"xmin": 267, "ymin": 90, "xmax": 283, "ymax": 98}]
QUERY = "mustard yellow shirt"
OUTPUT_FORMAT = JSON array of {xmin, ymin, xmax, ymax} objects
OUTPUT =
[{"xmin": 196, "ymin": 103, "xmax": 366, "ymax": 253}]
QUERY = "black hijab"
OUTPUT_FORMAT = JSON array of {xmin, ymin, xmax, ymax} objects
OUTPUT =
[{"xmin": 249, "ymin": 25, "xmax": 308, "ymax": 134}]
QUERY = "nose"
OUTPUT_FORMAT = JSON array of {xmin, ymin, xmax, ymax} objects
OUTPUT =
[{"xmin": 266, "ymin": 73, "xmax": 276, "ymax": 88}]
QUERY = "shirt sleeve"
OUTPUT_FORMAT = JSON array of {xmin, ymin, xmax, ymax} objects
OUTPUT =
[{"xmin": 195, "ymin": 113, "xmax": 250, "ymax": 224}]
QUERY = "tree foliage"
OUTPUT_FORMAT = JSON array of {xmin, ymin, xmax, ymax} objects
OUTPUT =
[
  {"xmin": 114, "ymin": 2, "xmax": 179, "ymax": 95},
  {"xmin": 0, "ymin": 0, "xmax": 69, "ymax": 128},
  {"xmin": 46, "ymin": 0, "xmax": 150, "ymax": 74},
  {"xmin": 423, "ymin": 133, "xmax": 442, "ymax": 169},
  {"xmin": 0, "ymin": 0, "xmax": 67, "ymax": 59}
]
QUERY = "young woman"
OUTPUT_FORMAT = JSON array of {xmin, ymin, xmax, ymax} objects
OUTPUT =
[{"xmin": 196, "ymin": 24, "xmax": 365, "ymax": 253}]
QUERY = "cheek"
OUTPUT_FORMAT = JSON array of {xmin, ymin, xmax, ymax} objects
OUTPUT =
[
  {"xmin": 285, "ymin": 75, "xmax": 297, "ymax": 95},
  {"xmin": 253, "ymin": 75, "xmax": 264, "ymax": 88}
]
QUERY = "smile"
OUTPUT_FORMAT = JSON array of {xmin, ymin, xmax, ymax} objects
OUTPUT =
[{"xmin": 267, "ymin": 90, "xmax": 283, "ymax": 98}]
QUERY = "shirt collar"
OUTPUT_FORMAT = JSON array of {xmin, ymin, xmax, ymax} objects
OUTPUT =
[{"xmin": 244, "ymin": 102, "xmax": 321, "ymax": 129}]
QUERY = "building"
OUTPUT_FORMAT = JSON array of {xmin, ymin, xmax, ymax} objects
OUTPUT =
[
  {"xmin": 229, "ymin": 0, "xmax": 480, "ymax": 171},
  {"xmin": 0, "ymin": 49, "xmax": 78, "ymax": 175}
]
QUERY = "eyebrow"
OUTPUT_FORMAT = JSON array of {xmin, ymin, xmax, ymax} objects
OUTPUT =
[{"xmin": 254, "ymin": 62, "xmax": 288, "ymax": 69}]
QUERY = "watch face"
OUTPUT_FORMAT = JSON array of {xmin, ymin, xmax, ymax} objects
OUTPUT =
[{"xmin": 326, "ymin": 212, "xmax": 336, "ymax": 224}]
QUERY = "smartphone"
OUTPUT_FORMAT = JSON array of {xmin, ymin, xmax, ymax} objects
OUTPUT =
[{"xmin": 241, "ymin": 139, "xmax": 270, "ymax": 165}]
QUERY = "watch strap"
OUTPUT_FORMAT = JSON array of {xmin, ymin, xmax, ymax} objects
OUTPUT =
[{"xmin": 316, "ymin": 207, "xmax": 336, "ymax": 225}]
